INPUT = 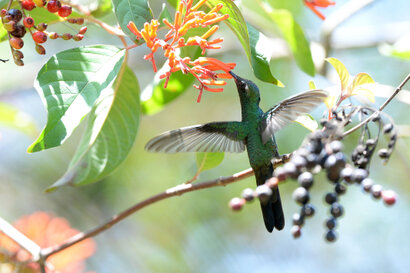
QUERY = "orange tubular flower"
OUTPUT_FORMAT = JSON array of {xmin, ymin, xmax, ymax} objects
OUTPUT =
[
  {"xmin": 126, "ymin": 0, "xmax": 236, "ymax": 102},
  {"xmin": 0, "ymin": 212, "xmax": 96, "ymax": 273},
  {"xmin": 304, "ymin": 0, "xmax": 335, "ymax": 20}
]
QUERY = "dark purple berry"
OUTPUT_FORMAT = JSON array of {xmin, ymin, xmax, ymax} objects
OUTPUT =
[
  {"xmin": 302, "ymin": 204, "xmax": 315, "ymax": 217},
  {"xmin": 291, "ymin": 225, "xmax": 302, "ymax": 238},
  {"xmin": 325, "ymin": 192, "xmax": 338, "ymax": 204},
  {"xmin": 255, "ymin": 185, "xmax": 272, "ymax": 204},
  {"xmin": 340, "ymin": 167, "xmax": 354, "ymax": 183},
  {"xmin": 274, "ymin": 167, "xmax": 287, "ymax": 181},
  {"xmin": 6, "ymin": 9, "xmax": 22, "ymax": 22},
  {"xmin": 306, "ymin": 153, "xmax": 319, "ymax": 169},
  {"xmin": 383, "ymin": 123, "xmax": 393, "ymax": 134},
  {"xmin": 352, "ymin": 168, "xmax": 368, "ymax": 183},
  {"xmin": 361, "ymin": 178, "xmax": 373, "ymax": 192},
  {"xmin": 326, "ymin": 218, "xmax": 337, "ymax": 229},
  {"xmin": 293, "ymin": 187, "xmax": 310, "ymax": 204},
  {"xmin": 241, "ymin": 188, "xmax": 254, "ymax": 202},
  {"xmin": 291, "ymin": 155, "xmax": 307, "ymax": 170},
  {"xmin": 371, "ymin": 184, "xmax": 383, "ymax": 199},
  {"xmin": 298, "ymin": 172, "xmax": 314, "ymax": 189},
  {"xmin": 330, "ymin": 203, "xmax": 344, "ymax": 218},
  {"xmin": 329, "ymin": 141, "xmax": 343, "ymax": 153},
  {"xmin": 325, "ymin": 230, "xmax": 337, "ymax": 242},
  {"xmin": 283, "ymin": 162, "xmax": 299, "ymax": 179},
  {"xmin": 292, "ymin": 213, "xmax": 304, "ymax": 226},
  {"xmin": 365, "ymin": 139, "xmax": 376, "ymax": 147},
  {"xmin": 10, "ymin": 24, "xmax": 26, "ymax": 38},
  {"xmin": 335, "ymin": 183, "xmax": 346, "ymax": 195},
  {"xmin": 378, "ymin": 149, "xmax": 390, "ymax": 159}
]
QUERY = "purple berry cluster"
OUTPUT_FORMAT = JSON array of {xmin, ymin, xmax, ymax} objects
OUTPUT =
[{"xmin": 229, "ymin": 107, "xmax": 397, "ymax": 242}]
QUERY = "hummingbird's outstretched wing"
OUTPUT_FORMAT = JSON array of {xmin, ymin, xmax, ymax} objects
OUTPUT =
[
  {"xmin": 145, "ymin": 122, "xmax": 247, "ymax": 153},
  {"xmin": 261, "ymin": 89, "xmax": 328, "ymax": 143}
]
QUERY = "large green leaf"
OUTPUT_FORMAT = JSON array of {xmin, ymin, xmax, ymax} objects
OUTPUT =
[
  {"xmin": 48, "ymin": 65, "xmax": 140, "ymax": 190},
  {"xmin": 269, "ymin": 9, "xmax": 315, "ymax": 76},
  {"xmin": 112, "ymin": 0, "xmax": 153, "ymax": 40},
  {"xmin": 196, "ymin": 152, "xmax": 224, "ymax": 171},
  {"xmin": 0, "ymin": 102, "xmax": 37, "ymax": 137},
  {"xmin": 0, "ymin": 19, "xmax": 7, "ymax": 43},
  {"xmin": 247, "ymin": 23, "xmax": 284, "ymax": 86},
  {"xmin": 207, "ymin": 0, "xmax": 282, "ymax": 85},
  {"xmin": 28, "ymin": 45, "xmax": 125, "ymax": 153}
]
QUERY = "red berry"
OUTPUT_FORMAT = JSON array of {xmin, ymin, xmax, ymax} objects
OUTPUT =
[
  {"xmin": 9, "ymin": 37, "xmax": 24, "ymax": 49},
  {"xmin": 229, "ymin": 197, "xmax": 245, "ymax": 211},
  {"xmin": 58, "ymin": 5, "xmax": 72, "ymax": 17},
  {"xmin": 382, "ymin": 190, "xmax": 397, "ymax": 206},
  {"xmin": 0, "ymin": 9, "xmax": 7, "ymax": 17},
  {"xmin": 13, "ymin": 50, "xmax": 24, "ymax": 60},
  {"xmin": 78, "ymin": 26, "xmax": 87, "ymax": 35},
  {"xmin": 73, "ymin": 34, "xmax": 84, "ymax": 41},
  {"xmin": 61, "ymin": 33, "xmax": 72, "ymax": 40},
  {"xmin": 32, "ymin": 31, "xmax": 47, "ymax": 43},
  {"xmin": 48, "ymin": 32, "xmax": 59, "ymax": 39},
  {"xmin": 36, "ymin": 22, "xmax": 48, "ymax": 31},
  {"xmin": 76, "ymin": 18, "xmax": 84, "ymax": 25},
  {"xmin": 22, "ymin": 0, "xmax": 36, "ymax": 11},
  {"xmin": 10, "ymin": 24, "xmax": 26, "ymax": 38},
  {"xmin": 14, "ymin": 59, "xmax": 24, "ymax": 66},
  {"xmin": 23, "ymin": 17, "xmax": 35, "ymax": 28},
  {"xmin": 35, "ymin": 44, "xmax": 46, "ymax": 55},
  {"xmin": 47, "ymin": 0, "xmax": 61, "ymax": 13}
]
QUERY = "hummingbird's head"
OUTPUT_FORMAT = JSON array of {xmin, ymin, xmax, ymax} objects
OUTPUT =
[{"xmin": 229, "ymin": 71, "xmax": 260, "ymax": 103}]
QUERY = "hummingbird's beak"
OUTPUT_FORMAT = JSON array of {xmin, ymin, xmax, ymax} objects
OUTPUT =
[{"xmin": 229, "ymin": 71, "xmax": 240, "ymax": 82}]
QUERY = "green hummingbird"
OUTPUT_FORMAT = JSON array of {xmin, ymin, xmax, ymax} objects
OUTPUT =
[{"xmin": 145, "ymin": 72, "xmax": 327, "ymax": 232}]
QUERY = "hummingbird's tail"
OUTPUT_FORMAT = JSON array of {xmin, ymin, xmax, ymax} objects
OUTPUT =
[{"xmin": 255, "ymin": 165, "xmax": 285, "ymax": 232}]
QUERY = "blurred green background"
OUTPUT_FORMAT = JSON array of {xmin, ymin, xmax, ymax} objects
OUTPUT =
[{"xmin": 1, "ymin": 0, "xmax": 410, "ymax": 272}]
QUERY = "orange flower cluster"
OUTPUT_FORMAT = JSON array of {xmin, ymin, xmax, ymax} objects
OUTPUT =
[
  {"xmin": 304, "ymin": 0, "xmax": 335, "ymax": 20},
  {"xmin": 0, "ymin": 212, "xmax": 95, "ymax": 273},
  {"xmin": 127, "ymin": 0, "xmax": 236, "ymax": 102}
]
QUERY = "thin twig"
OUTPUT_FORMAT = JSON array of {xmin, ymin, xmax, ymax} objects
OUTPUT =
[
  {"xmin": 0, "ymin": 217, "xmax": 41, "ymax": 261},
  {"xmin": 40, "ymin": 154, "xmax": 290, "ymax": 258},
  {"xmin": 343, "ymin": 73, "xmax": 410, "ymax": 136}
]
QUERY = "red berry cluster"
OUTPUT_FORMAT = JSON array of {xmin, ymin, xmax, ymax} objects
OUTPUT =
[{"xmin": 1, "ymin": 0, "xmax": 86, "ymax": 66}]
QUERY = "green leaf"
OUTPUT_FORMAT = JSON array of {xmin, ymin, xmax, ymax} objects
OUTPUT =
[
  {"xmin": 141, "ymin": 46, "xmax": 201, "ymax": 115},
  {"xmin": 112, "ymin": 0, "xmax": 153, "ymax": 40},
  {"xmin": 158, "ymin": 3, "xmax": 173, "ymax": 24},
  {"xmin": 308, "ymin": 80, "xmax": 317, "ymax": 90},
  {"xmin": 379, "ymin": 42, "xmax": 410, "ymax": 60},
  {"xmin": 269, "ymin": 9, "xmax": 315, "ymax": 76},
  {"xmin": 0, "ymin": 0, "xmax": 8, "ymax": 8},
  {"xmin": 0, "ymin": 102, "xmax": 37, "ymax": 137},
  {"xmin": 28, "ymin": 45, "xmax": 125, "ymax": 153},
  {"xmin": 196, "ymin": 152, "xmax": 224, "ymax": 172},
  {"xmin": 91, "ymin": 0, "xmax": 114, "ymax": 18},
  {"xmin": 247, "ymin": 23, "xmax": 284, "ymax": 86},
  {"xmin": 294, "ymin": 114, "xmax": 318, "ymax": 132},
  {"xmin": 326, "ymin": 57, "xmax": 350, "ymax": 91},
  {"xmin": 48, "ymin": 65, "xmax": 140, "ymax": 190}
]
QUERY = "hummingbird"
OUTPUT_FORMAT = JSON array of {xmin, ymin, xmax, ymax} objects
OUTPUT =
[{"xmin": 145, "ymin": 72, "xmax": 327, "ymax": 232}]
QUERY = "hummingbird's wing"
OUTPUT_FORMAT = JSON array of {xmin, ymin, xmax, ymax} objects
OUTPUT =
[
  {"xmin": 145, "ymin": 122, "xmax": 247, "ymax": 153},
  {"xmin": 261, "ymin": 89, "xmax": 328, "ymax": 143}
]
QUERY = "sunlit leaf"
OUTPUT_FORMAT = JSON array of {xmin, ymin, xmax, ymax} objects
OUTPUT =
[
  {"xmin": 294, "ymin": 114, "xmax": 318, "ymax": 132},
  {"xmin": 28, "ymin": 45, "xmax": 125, "ymax": 153},
  {"xmin": 0, "ymin": 19, "xmax": 7, "ymax": 43},
  {"xmin": 247, "ymin": 23, "xmax": 284, "ymax": 86},
  {"xmin": 309, "ymin": 80, "xmax": 317, "ymax": 90},
  {"xmin": 351, "ymin": 88, "xmax": 375, "ymax": 103},
  {"xmin": 351, "ymin": 72, "xmax": 374, "ymax": 91},
  {"xmin": 112, "ymin": 0, "xmax": 153, "ymax": 40},
  {"xmin": 326, "ymin": 57, "xmax": 350, "ymax": 91},
  {"xmin": 0, "ymin": 102, "xmax": 37, "ymax": 137},
  {"xmin": 269, "ymin": 9, "xmax": 315, "ymax": 76},
  {"xmin": 324, "ymin": 95, "xmax": 337, "ymax": 110},
  {"xmin": 379, "ymin": 41, "xmax": 410, "ymax": 61},
  {"xmin": 48, "ymin": 65, "xmax": 140, "ymax": 189},
  {"xmin": 196, "ymin": 152, "xmax": 224, "ymax": 172}
]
